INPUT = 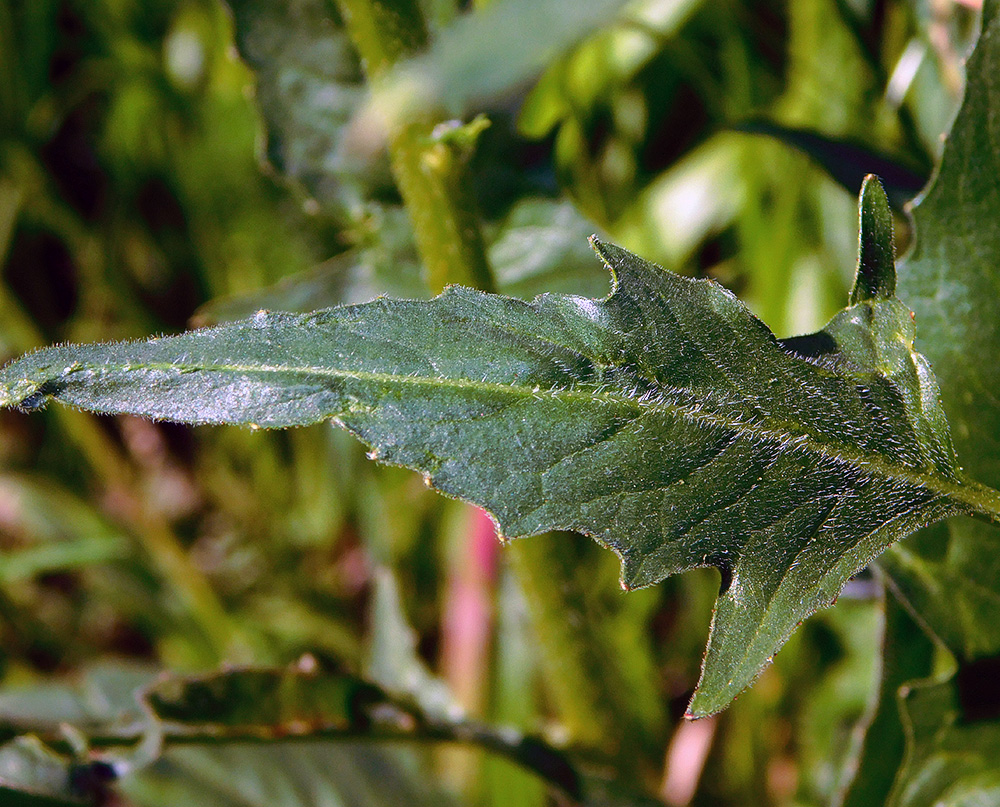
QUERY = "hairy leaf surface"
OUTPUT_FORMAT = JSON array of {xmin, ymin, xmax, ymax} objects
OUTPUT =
[
  {"xmin": 848, "ymin": 5, "xmax": 1000, "ymax": 804},
  {"xmin": 2, "ymin": 177, "xmax": 995, "ymax": 713},
  {"xmin": 880, "ymin": 0, "xmax": 1000, "ymax": 661}
]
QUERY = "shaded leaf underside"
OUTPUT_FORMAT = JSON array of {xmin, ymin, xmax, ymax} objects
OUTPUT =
[{"xmin": 0, "ymin": 234, "xmax": 987, "ymax": 714}]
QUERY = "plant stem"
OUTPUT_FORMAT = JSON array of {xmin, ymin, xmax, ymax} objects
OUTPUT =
[
  {"xmin": 335, "ymin": 0, "xmax": 428, "ymax": 75},
  {"xmin": 336, "ymin": 0, "xmax": 493, "ymax": 294},
  {"xmin": 508, "ymin": 536, "xmax": 638, "ymax": 758},
  {"xmin": 390, "ymin": 125, "xmax": 495, "ymax": 293},
  {"xmin": 966, "ymin": 479, "xmax": 1000, "ymax": 527}
]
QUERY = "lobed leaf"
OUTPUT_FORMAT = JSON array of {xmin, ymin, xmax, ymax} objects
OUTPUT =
[{"xmin": 1, "ymin": 180, "xmax": 996, "ymax": 715}]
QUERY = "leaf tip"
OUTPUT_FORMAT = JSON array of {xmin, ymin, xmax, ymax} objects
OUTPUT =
[
  {"xmin": 686, "ymin": 678, "xmax": 745, "ymax": 719},
  {"xmin": 850, "ymin": 174, "xmax": 896, "ymax": 305},
  {"xmin": 588, "ymin": 235, "xmax": 627, "ymax": 293},
  {"xmin": 684, "ymin": 696, "xmax": 715, "ymax": 720}
]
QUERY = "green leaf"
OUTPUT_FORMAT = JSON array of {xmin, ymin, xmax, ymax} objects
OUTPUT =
[
  {"xmin": 0, "ymin": 661, "xmax": 589, "ymax": 805},
  {"xmin": 0, "ymin": 475, "xmax": 130, "ymax": 584},
  {"xmin": 130, "ymin": 663, "xmax": 658, "ymax": 807},
  {"xmin": 733, "ymin": 120, "xmax": 929, "ymax": 214},
  {"xmin": 0, "ymin": 663, "xmax": 154, "ymax": 735},
  {"xmin": 193, "ymin": 206, "xmax": 429, "ymax": 324},
  {"xmin": 368, "ymin": 0, "xmax": 632, "ymax": 127},
  {"xmin": 880, "ymin": 519, "xmax": 1000, "ymax": 659},
  {"xmin": 2, "ymin": 177, "xmax": 995, "ymax": 713},
  {"xmin": 0, "ymin": 737, "xmax": 88, "ymax": 807},
  {"xmin": 0, "ymin": 654, "xmax": 658, "ymax": 805},
  {"xmin": 143, "ymin": 664, "xmax": 585, "ymax": 795},
  {"xmin": 881, "ymin": 0, "xmax": 1000, "ymax": 661},
  {"xmin": 222, "ymin": 0, "xmax": 378, "ymax": 212},
  {"xmin": 123, "ymin": 744, "xmax": 452, "ymax": 807},
  {"xmin": 848, "ymin": 6, "xmax": 1000, "ymax": 803},
  {"xmin": 489, "ymin": 199, "xmax": 613, "ymax": 300},
  {"xmin": 835, "ymin": 584, "xmax": 936, "ymax": 807},
  {"xmin": 364, "ymin": 568, "xmax": 460, "ymax": 721},
  {"xmin": 194, "ymin": 199, "xmax": 609, "ymax": 325},
  {"xmin": 850, "ymin": 175, "xmax": 896, "ymax": 305},
  {"xmin": 896, "ymin": 1, "xmax": 1000, "ymax": 492},
  {"xmin": 886, "ymin": 674, "xmax": 1000, "ymax": 807}
]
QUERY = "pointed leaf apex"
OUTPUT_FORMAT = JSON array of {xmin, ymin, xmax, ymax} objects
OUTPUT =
[
  {"xmin": 850, "ymin": 174, "xmax": 896, "ymax": 305},
  {"xmin": 589, "ymin": 235, "xmax": 620, "ymax": 287}
]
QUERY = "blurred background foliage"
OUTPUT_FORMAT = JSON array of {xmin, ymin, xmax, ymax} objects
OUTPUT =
[{"xmin": 0, "ymin": 0, "xmax": 985, "ymax": 804}]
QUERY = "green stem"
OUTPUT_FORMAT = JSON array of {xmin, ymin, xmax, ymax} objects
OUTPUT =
[
  {"xmin": 389, "ymin": 123, "xmax": 495, "ymax": 293},
  {"xmin": 335, "ymin": 0, "xmax": 493, "ymax": 294},
  {"xmin": 966, "ymin": 480, "xmax": 1000, "ymax": 527},
  {"xmin": 507, "ymin": 536, "xmax": 644, "ymax": 765},
  {"xmin": 335, "ymin": 0, "xmax": 428, "ymax": 75},
  {"xmin": 423, "ymin": 0, "xmax": 459, "ymax": 29}
]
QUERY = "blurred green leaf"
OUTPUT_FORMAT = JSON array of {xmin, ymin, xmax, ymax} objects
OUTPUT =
[
  {"xmin": 0, "ymin": 660, "xmax": 588, "ymax": 803},
  {"xmin": 880, "ymin": 519, "xmax": 1000, "ymax": 659},
  {"xmin": 364, "ymin": 568, "xmax": 460, "ymax": 722},
  {"xmin": 369, "ymin": 0, "xmax": 633, "ymax": 129},
  {"xmin": 490, "ymin": 199, "xmax": 610, "ymax": 299},
  {"xmin": 835, "ymin": 587, "xmax": 935, "ymax": 807},
  {"xmin": 886, "ymin": 675, "xmax": 1000, "ymax": 807},
  {"xmin": 123, "ymin": 743, "xmax": 453, "ymax": 807},
  {"xmin": 195, "ymin": 199, "xmax": 608, "ymax": 324},
  {"xmin": 0, "ymin": 663, "xmax": 153, "ymax": 736},
  {"xmin": 2, "ymin": 185, "xmax": 995, "ymax": 714},
  {"xmin": 733, "ymin": 120, "xmax": 928, "ymax": 213},
  {"xmin": 0, "ymin": 653, "xmax": 571, "ymax": 804},
  {"xmin": 518, "ymin": 0, "xmax": 706, "ymax": 142},
  {"xmin": 0, "ymin": 656, "xmax": 664, "ymax": 806},
  {"xmin": 136, "ymin": 659, "xmax": 591, "ymax": 800},
  {"xmin": 612, "ymin": 133, "xmax": 745, "ymax": 270},
  {"xmin": 223, "ymin": 0, "xmax": 379, "ymax": 213},
  {"xmin": 0, "ymin": 476, "xmax": 130, "ymax": 584},
  {"xmin": 142, "ymin": 664, "xmax": 390, "ymax": 733},
  {"xmin": 0, "ymin": 737, "xmax": 87, "ymax": 807},
  {"xmin": 194, "ymin": 206, "xmax": 427, "ymax": 324}
]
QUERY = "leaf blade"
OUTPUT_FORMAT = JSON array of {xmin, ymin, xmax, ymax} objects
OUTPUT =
[
  {"xmin": 0, "ymin": 230, "xmax": 988, "ymax": 714},
  {"xmin": 882, "ymin": 0, "xmax": 1000, "ymax": 661}
]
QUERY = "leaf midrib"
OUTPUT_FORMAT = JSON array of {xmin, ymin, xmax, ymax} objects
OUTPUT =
[{"xmin": 59, "ymin": 358, "xmax": 997, "ymax": 515}]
